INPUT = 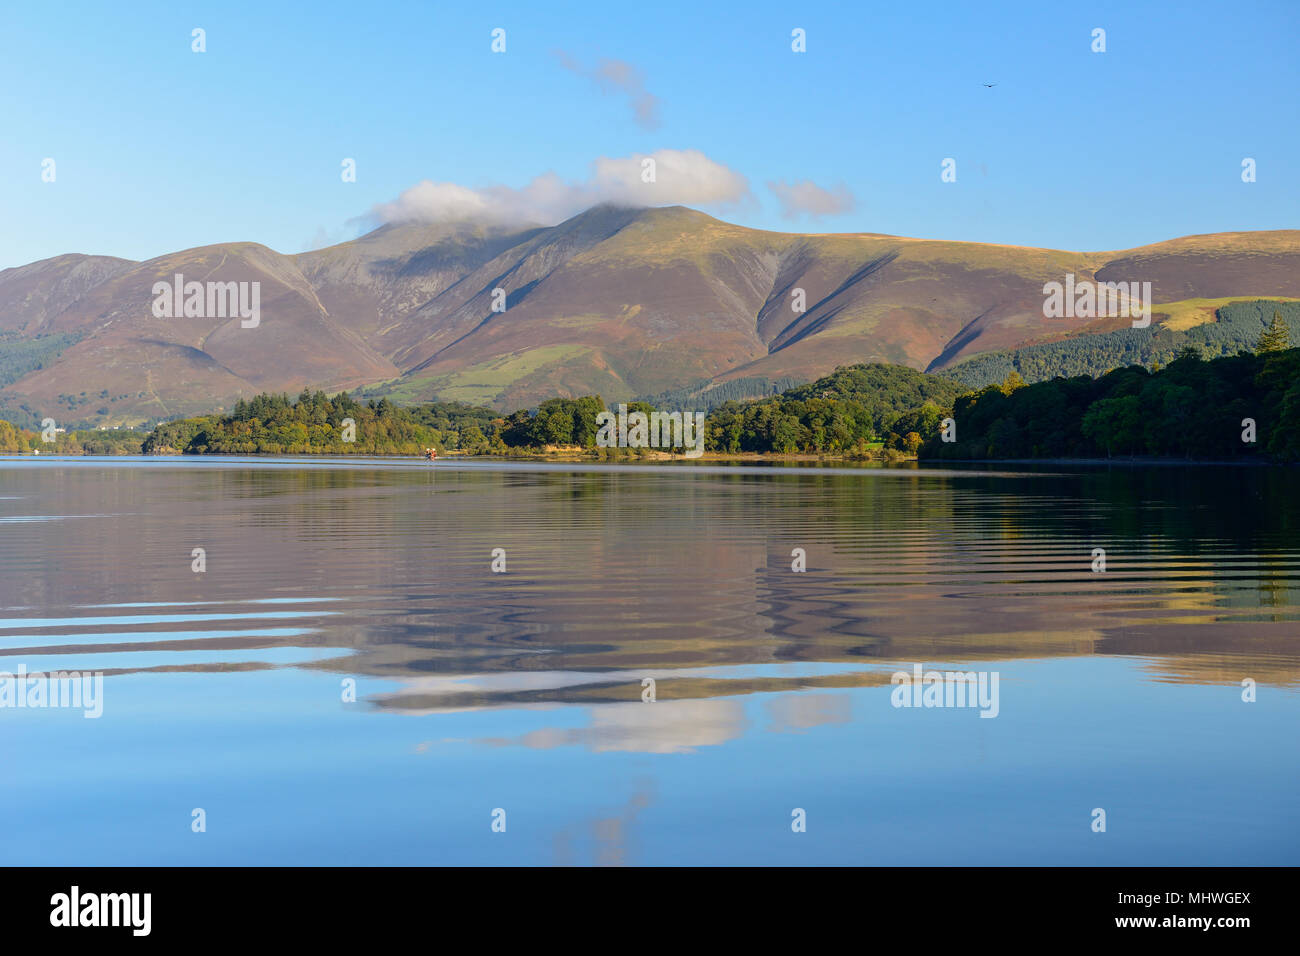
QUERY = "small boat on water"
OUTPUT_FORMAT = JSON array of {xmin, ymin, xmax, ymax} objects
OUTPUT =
[{"xmin": 423, "ymin": 447, "xmax": 437, "ymax": 461}]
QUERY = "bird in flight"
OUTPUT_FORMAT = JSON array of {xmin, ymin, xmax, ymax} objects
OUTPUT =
[{"xmin": 982, "ymin": 83, "xmax": 997, "ymax": 88}]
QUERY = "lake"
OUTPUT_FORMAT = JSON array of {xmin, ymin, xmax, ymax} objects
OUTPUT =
[{"xmin": 1, "ymin": 456, "xmax": 1296, "ymax": 865}]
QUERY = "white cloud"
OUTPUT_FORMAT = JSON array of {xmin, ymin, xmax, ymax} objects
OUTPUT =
[
  {"xmin": 369, "ymin": 149, "xmax": 752, "ymax": 227},
  {"xmin": 768, "ymin": 179, "xmax": 857, "ymax": 220}
]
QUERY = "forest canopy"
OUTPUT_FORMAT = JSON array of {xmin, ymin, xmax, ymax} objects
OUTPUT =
[
  {"xmin": 941, "ymin": 300, "xmax": 1300, "ymax": 388},
  {"xmin": 5, "ymin": 350, "xmax": 1296, "ymax": 463},
  {"xmin": 924, "ymin": 347, "xmax": 1300, "ymax": 462},
  {"xmin": 124, "ymin": 365, "xmax": 968, "ymax": 457}
]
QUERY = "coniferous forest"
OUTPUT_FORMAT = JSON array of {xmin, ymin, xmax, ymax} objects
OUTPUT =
[
  {"xmin": 941, "ymin": 301, "xmax": 1298, "ymax": 388},
  {"xmin": 925, "ymin": 347, "xmax": 1300, "ymax": 461}
]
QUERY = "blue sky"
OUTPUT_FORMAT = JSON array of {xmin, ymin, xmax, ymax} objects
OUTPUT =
[{"xmin": 2, "ymin": 0, "xmax": 1296, "ymax": 269}]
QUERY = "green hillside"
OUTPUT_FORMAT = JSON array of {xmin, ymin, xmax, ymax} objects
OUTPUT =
[
  {"xmin": 0, "ymin": 330, "xmax": 81, "ymax": 388},
  {"xmin": 637, "ymin": 375, "xmax": 806, "ymax": 412},
  {"xmin": 705, "ymin": 363, "xmax": 968, "ymax": 454},
  {"xmin": 925, "ymin": 346, "xmax": 1300, "ymax": 462},
  {"xmin": 942, "ymin": 300, "xmax": 1300, "ymax": 388}
]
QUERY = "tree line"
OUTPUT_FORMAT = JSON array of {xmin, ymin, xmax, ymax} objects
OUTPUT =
[
  {"xmin": 122, "ymin": 365, "xmax": 966, "ymax": 458},
  {"xmin": 0, "ymin": 421, "xmax": 144, "ymax": 455},
  {"xmin": 3, "ymin": 322, "xmax": 1296, "ymax": 462},
  {"xmin": 942, "ymin": 301, "xmax": 1299, "ymax": 388},
  {"xmin": 924, "ymin": 342, "xmax": 1299, "ymax": 462},
  {"xmin": 140, "ymin": 390, "xmax": 501, "ymax": 455}
]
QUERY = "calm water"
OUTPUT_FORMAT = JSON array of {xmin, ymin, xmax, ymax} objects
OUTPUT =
[{"xmin": 1, "ymin": 456, "xmax": 1297, "ymax": 865}]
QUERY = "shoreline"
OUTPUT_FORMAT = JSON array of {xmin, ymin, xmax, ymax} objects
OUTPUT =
[
  {"xmin": 2, "ymin": 451, "xmax": 1291, "ymax": 468},
  {"xmin": 929, "ymin": 456, "xmax": 1287, "ymax": 467}
]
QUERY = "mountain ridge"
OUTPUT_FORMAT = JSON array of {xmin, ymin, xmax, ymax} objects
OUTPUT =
[{"xmin": 3, "ymin": 205, "xmax": 1297, "ymax": 426}]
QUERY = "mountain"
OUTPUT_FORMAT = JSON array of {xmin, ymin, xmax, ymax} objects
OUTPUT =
[
  {"xmin": 942, "ymin": 299, "xmax": 1300, "ymax": 388},
  {"xmin": 3, "ymin": 206, "xmax": 1298, "ymax": 426}
]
